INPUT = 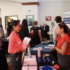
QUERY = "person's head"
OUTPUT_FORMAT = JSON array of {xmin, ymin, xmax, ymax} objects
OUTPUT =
[
  {"xmin": 43, "ymin": 22, "xmax": 46, "ymax": 26},
  {"xmin": 22, "ymin": 19, "xmax": 28, "ymax": 27},
  {"xmin": 33, "ymin": 21, "xmax": 38, "ymax": 26},
  {"xmin": 51, "ymin": 22, "xmax": 54, "ymax": 26},
  {"xmin": 11, "ymin": 20, "xmax": 21, "ymax": 32},
  {"xmin": 55, "ymin": 16, "xmax": 62, "ymax": 23},
  {"xmin": 7, "ymin": 22, "xmax": 11, "ymax": 27},
  {"xmin": 56, "ymin": 22, "xmax": 70, "ymax": 37}
]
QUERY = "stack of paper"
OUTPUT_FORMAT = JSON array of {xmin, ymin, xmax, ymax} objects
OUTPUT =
[
  {"xmin": 48, "ymin": 45, "xmax": 54, "ymax": 46},
  {"xmin": 23, "ymin": 55, "xmax": 37, "ymax": 65},
  {"xmin": 22, "ymin": 37, "xmax": 31, "ymax": 49},
  {"xmin": 44, "ymin": 46, "xmax": 51, "ymax": 48},
  {"xmin": 33, "ymin": 47, "xmax": 42, "ymax": 50}
]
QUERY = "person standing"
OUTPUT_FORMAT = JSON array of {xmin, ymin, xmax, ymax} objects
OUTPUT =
[
  {"xmin": 53, "ymin": 16, "xmax": 62, "ymax": 45},
  {"xmin": 8, "ymin": 20, "xmax": 29, "ymax": 70},
  {"xmin": 19, "ymin": 19, "xmax": 30, "ymax": 41},
  {"xmin": 51, "ymin": 22, "xmax": 70, "ymax": 70},
  {"xmin": 52, "ymin": 16, "xmax": 62, "ymax": 60},
  {"xmin": 30, "ymin": 21, "xmax": 41, "ymax": 47},
  {"xmin": 40, "ymin": 22, "xmax": 49, "ymax": 41},
  {"xmin": 50, "ymin": 22, "xmax": 55, "ymax": 39},
  {"xmin": 0, "ymin": 27, "xmax": 4, "ymax": 48}
]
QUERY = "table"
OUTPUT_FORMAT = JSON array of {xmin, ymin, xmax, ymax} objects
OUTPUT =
[
  {"xmin": 22, "ymin": 55, "xmax": 38, "ymax": 70},
  {"xmin": 30, "ymin": 43, "xmax": 54, "ymax": 54},
  {"xmin": 30, "ymin": 43, "xmax": 63, "ymax": 70}
]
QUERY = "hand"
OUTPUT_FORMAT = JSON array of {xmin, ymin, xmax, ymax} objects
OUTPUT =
[
  {"xmin": 16, "ymin": 50, "xmax": 20, "ymax": 53},
  {"xmin": 27, "ymin": 44, "xmax": 30, "ymax": 48},
  {"xmin": 21, "ymin": 49, "xmax": 26, "ymax": 53},
  {"xmin": 43, "ymin": 54, "xmax": 50, "ymax": 57},
  {"xmin": 42, "ymin": 28, "xmax": 45, "ymax": 30},
  {"xmin": 50, "ymin": 46, "xmax": 55, "ymax": 51}
]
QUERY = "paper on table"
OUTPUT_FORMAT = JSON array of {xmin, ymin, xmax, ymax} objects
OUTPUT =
[
  {"xmin": 22, "ymin": 66, "xmax": 28, "ymax": 70},
  {"xmin": 33, "ymin": 47, "xmax": 42, "ymax": 50},
  {"xmin": 22, "ymin": 37, "xmax": 31, "ymax": 49},
  {"xmin": 44, "ymin": 46, "xmax": 51, "ymax": 48},
  {"xmin": 48, "ymin": 45, "xmax": 54, "ymax": 46},
  {"xmin": 22, "ymin": 66, "xmax": 37, "ymax": 70},
  {"xmin": 29, "ymin": 66, "xmax": 37, "ymax": 70}
]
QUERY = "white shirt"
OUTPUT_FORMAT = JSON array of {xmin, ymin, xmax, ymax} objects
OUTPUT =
[{"xmin": 53, "ymin": 23, "xmax": 59, "ymax": 44}]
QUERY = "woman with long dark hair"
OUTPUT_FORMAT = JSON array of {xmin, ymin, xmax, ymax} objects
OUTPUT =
[
  {"xmin": 19, "ymin": 19, "xmax": 30, "ymax": 41},
  {"xmin": 51, "ymin": 22, "xmax": 70, "ymax": 70},
  {"xmin": 8, "ymin": 20, "xmax": 29, "ymax": 70}
]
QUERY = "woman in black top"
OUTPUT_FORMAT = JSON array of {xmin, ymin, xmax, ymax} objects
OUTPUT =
[
  {"xmin": 30, "ymin": 21, "xmax": 42, "ymax": 47},
  {"xmin": 19, "ymin": 19, "xmax": 30, "ymax": 41}
]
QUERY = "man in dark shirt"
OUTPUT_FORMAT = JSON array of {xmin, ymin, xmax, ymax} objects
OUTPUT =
[{"xmin": 40, "ymin": 22, "xmax": 49, "ymax": 41}]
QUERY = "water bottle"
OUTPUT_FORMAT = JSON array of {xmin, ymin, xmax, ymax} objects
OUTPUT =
[{"xmin": 28, "ymin": 47, "xmax": 31, "ymax": 57}]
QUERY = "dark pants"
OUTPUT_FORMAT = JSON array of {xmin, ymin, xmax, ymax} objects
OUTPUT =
[
  {"xmin": 57, "ymin": 54, "xmax": 70, "ymax": 70},
  {"xmin": 11, "ymin": 53, "xmax": 22, "ymax": 70},
  {"xmin": 51, "ymin": 50, "xmax": 57, "ymax": 61}
]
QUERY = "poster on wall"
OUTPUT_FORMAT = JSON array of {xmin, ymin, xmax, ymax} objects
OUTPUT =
[
  {"xmin": 64, "ymin": 11, "xmax": 70, "ymax": 28},
  {"xmin": 46, "ymin": 16, "xmax": 51, "ymax": 21},
  {"xmin": 63, "ymin": 18, "xmax": 70, "ymax": 28},
  {"xmin": 5, "ymin": 15, "xmax": 18, "ymax": 29},
  {"xmin": 26, "ymin": 15, "xmax": 34, "ymax": 26}
]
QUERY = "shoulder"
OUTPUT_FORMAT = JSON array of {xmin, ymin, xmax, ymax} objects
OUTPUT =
[
  {"xmin": 63, "ymin": 34, "xmax": 70, "ymax": 39},
  {"xmin": 62, "ymin": 34, "xmax": 70, "ymax": 43}
]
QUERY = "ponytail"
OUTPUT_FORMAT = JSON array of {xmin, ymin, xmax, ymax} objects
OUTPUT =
[
  {"xmin": 7, "ymin": 20, "xmax": 20, "ymax": 36},
  {"xmin": 67, "ymin": 27, "xmax": 70, "ymax": 37},
  {"xmin": 59, "ymin": 22, "xmax": 70, "ymax": 37}
]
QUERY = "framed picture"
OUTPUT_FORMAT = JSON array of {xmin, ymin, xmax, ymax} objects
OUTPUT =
[
  {"xmin": 5, "ymin": 15, "xmax": 18, "ymax": 29},
  {"xmin": 26, "ymin": 15, "xmax": 34, "ymax": 26},
  {"xmin": 46, "ymin": 16, "xmax": 51, "ymax": 21}
]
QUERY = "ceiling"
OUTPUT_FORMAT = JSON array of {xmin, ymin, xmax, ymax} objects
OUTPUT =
[{"xmin": 0, "ymin": 0, "xmax": 70, "ymax": 3}]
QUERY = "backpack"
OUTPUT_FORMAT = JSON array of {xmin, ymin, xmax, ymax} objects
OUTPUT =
[{"xmin": 30, "ymin": 27, "xmax": 38, "ymax": 39}]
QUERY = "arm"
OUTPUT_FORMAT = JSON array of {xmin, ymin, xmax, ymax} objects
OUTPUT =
[
  {"xmin": 55, "ymin": 41, "xmax": 68, "ymax": 55},
  {"xmin": 38, "ymin": 30, "xmax": 42, "ymax": 42}
]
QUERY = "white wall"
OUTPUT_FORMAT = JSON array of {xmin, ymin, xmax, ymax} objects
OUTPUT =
[
  {"xmin": 0, "ymin": 1, "xmax": 23, "ymax": 33},
  {"xmin": 22, "ymin": 5, "xmax": 38, "ymax": 32},
  {"xmin": 38, "ymin": 1, "xmax": 70, "ymax": 27},
  {"xmin": 23, "ymin": 5, "xmax": 38, "ymax": 21},
  {"xmin": 12, "ymin": 0, "xmax": 38, "ymax": 3}
]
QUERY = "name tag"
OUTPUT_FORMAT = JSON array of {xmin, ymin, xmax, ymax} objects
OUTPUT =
[{"xmin": 17, "ymin": 41, "xmax": 21, "ymax": 45}]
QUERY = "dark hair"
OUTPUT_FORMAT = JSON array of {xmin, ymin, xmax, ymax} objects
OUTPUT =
[
  {"xmin": 33, "ymin": 21, "xmax": 37, "ymax": 25},
  {"xmin": 58, "ymin": 22, "xmax": 70, "ymax": 37},
  {"xmin": 7, "ymin": 22, "xmax": 11, "ymax": 36},
  {"xmin": 55, "ymin": 16, "xmax": 62, "ymax": 23},
  {"xmin": 21, "ymin": 19, "xmax": 28, "ymax": 29},
  {"xmin": 7, "ymin": 20, "xmax": 20, "ymax": 36}
]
